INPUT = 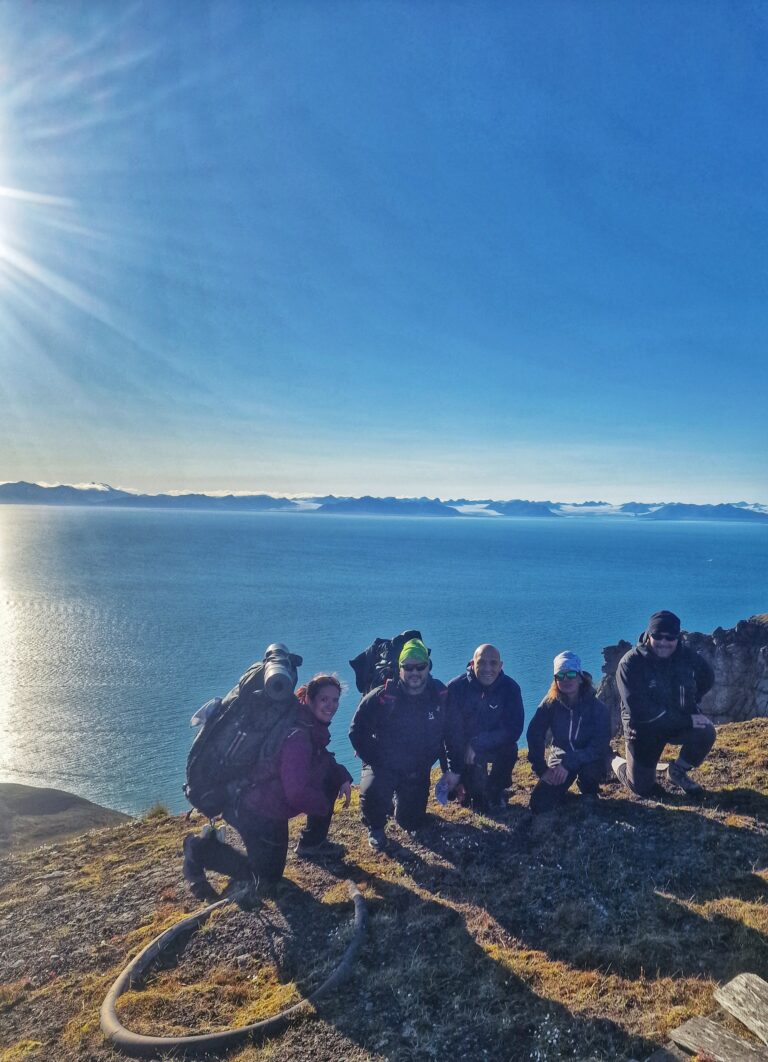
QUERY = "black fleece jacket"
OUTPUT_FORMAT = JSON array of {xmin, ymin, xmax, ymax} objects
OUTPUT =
[
  {"xmin": 349, "ymin": 677, "xmax": 463, "ymax": 774},
  {"xmin": 616, "ymin": 636, "xmax": 714, "ymax": 730}
]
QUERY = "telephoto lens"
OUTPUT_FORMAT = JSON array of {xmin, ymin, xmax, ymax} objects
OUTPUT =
[{"xmin": 262, "ymin": 642, "xmax": 301, "ymax": 700}]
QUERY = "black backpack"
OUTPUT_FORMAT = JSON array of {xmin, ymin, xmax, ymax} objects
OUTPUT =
[
  {"xmin": 349, "ymin": 629, "xmax": 425, "ymax": 695},
  {"xmin": 184, "ymin": 648, "xmax": 302, "ymax": 819}
]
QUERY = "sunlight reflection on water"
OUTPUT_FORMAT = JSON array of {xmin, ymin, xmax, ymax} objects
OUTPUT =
[{"xmin": 1, "ymin": 506, "xmax": 766, "ymax": 815}]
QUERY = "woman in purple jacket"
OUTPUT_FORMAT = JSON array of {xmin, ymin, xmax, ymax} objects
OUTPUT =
[
  {"xmin": 183, "ymin": 675, "xmax": 352, "ymax": 902},
  {"xmin": 526, "ymin": 652, "xmax": 610, "ymax": 814}
]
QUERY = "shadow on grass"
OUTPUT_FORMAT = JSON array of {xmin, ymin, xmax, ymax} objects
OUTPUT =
[
  {"xmin": 312, "ymin": 869, "xmax": 659, "ymax": 1061},
  {"xmin": 416, "ymin": 796, "xmax": 768, "ymax": 984},
  {"xmin": 701, "ymin": 786, "xmax": 768, "ymax": 820}
]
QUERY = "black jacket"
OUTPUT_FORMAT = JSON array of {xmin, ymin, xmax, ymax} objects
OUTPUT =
[
  {"xmin": 526, "ymin": 691, "xmax": 610, "ymax": 777},
  {"xmin": 446, "ymin": 667, "xmax": 524, "ymax": 757},
  {"xmin": 349, "ymin": 677, "xmax": 462, "ymax": 774},
  {"xmin": 616, "ymin": 636, "xmax": 714, "ymax": 730}
]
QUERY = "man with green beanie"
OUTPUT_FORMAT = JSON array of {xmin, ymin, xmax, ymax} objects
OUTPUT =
[{"xmin": 349, "ymin": 637, "xmax": 462, "ymax": 851}]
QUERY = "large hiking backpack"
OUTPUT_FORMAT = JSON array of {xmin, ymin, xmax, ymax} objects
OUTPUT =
[
  {"xmin": 184, "ymin": 645, "xmax": 303, "ymax": 819},
  {"xmin": 349, "ymin": 629, "xmax": 426, "ymax": 695}
]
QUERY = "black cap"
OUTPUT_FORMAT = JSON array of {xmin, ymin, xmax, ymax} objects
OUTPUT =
[{"xmin": 647, "ymin": 610, "xmax": 681, "ymax": 637}]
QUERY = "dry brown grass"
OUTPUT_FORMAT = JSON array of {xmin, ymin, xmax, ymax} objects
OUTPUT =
[{"xmin": 1, "ymin": 720, "xmax": 767, "ymax": 1061}]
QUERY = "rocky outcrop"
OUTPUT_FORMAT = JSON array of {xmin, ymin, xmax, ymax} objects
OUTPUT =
[{"xmin": 597, "ymin": 615, "xmax": 768, "ymax": 733}]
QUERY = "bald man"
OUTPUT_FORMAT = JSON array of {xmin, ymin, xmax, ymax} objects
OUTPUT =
[{"xmin": 446, "ymin": 644, "xmax": 524, "ymax": 812}]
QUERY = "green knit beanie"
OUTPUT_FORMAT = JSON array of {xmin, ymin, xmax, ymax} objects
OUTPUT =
[{"xmin": 398, "ymin": 638, "xmax": 429, "ymax": 665}]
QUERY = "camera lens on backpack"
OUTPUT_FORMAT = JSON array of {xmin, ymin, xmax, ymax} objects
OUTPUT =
[{"xmin": 263, "ymin": 642, "xmax": 301, "ymax": 700}]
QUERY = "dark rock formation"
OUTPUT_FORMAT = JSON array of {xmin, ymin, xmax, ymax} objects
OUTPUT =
[{"xmin": 597, "ymin": 615, "xmax": 768, "ymax": 734}]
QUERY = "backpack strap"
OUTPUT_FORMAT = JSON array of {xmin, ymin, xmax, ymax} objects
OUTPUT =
[{"xmin": 378, "ymin": 678, "xmax": 399, "ymax": 706}]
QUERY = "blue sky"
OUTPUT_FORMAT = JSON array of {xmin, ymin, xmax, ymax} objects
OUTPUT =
[{"xmin": 0, "ymin": 1, "xmax": 766, "ymax": 502}]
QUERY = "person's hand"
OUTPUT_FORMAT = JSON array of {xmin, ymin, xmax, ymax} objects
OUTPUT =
[
  {"xmin": 543, "ymin": 765, "xmax": 568, "ymax": 786},
  {"xmin": 464, "ymin": 746, "xmax": 476, "ymax": 765},
  {"xmin": 691, "ymin": 713, "xmax": 711, "ymax": 729},
  {"xmin": 338, "ymin": 781, "xmax": 352, "ymax": 808}
]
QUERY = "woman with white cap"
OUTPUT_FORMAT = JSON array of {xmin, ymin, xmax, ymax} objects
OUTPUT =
[{"xmin": 526, "ymin": 651, "xmax": 610, "ymax": 813}]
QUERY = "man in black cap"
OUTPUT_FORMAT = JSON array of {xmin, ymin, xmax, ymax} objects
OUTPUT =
[{"xmin": 612, "ymin": 610, "xmax": 715, "ymax": 797}]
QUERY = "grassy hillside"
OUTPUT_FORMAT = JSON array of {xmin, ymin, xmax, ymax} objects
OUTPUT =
[
  {"xmin": 1, "ymin": 719, "xmax": 767, "ymax": 1062},
  {"xmin": 0, "ymin": 785, "xmax": 130, "ymax": 855}
]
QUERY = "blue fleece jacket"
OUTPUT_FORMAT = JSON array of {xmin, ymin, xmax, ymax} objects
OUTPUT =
[
  {"xmin": 526, "ymin": 691, "xmax": 610, "ymax": 777},
  {"xmin": 446, "ymin": 666, "xmax": 524, "ymax": 757}
]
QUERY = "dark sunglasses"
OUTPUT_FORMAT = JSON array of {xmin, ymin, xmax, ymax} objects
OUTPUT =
[
  {"xmin": 555, "ymin": 670, "xmax": 580, "ymax": 680},
  {"xmin": 401, "ymin": 662, "xmax": 428, "ymax": 673},
  {"xmin": 651, "ymin": 633, "xmax": 678, "ymax": 643}
]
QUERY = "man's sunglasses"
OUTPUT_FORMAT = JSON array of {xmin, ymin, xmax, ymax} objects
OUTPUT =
[
  {"xmin": 555, "ymin": 670, "xmax": 580, "ymax": 680},
  {"xmin": 401, "ymin": 662, "xmax": 428, "ymax": 673},
  {"xmin": 651, "ymin": 633, "xmax": 678, "ymax": 643}
]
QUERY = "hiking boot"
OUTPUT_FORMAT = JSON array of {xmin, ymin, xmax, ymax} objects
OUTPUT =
[
  {"xmin": 182, "ymin": 833, "xmax": 220, "ymax": 903},
  {"xmin": 222, "ymin": 877, "xmax": 272, "ymax": 910},
  {"xmin": 188, "ymin": 878, "xmax": 220, "ymax": 903},
  {"xmin": 367, "ymin": 828, "xmax": 389, "ymax": 853},
  {"xmin": 667, "ymin": 762, "xmax": 704, "ymax": 794},
  {"xmin": 486, "ymin": 792, "xmax": 508, "ymax": 814},
  {"xmin": 612, "ymin": 758, "xmax": 665, "ymax": 802},
  {"xmin": 295, "ymin": 839, "xmax": 345, "ymax": 859}
]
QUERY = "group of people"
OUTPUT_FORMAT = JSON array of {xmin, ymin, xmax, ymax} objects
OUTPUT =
[{"xmin": 182, "ymin": 609, "xmax": 716, "ymax": 903}]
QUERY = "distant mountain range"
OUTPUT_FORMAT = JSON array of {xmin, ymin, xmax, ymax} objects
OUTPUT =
[
  {"xmin": 316, "ymin": 495, "xmax": 459, "ymax": 516},
  {"xmin": 1, "ymin": 482, "xmax": 767, "ymax": 522}
]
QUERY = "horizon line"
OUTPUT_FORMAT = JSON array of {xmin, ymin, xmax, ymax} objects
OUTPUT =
[{"xmin": 1, "ymin": 480, "xmax": 767, "ymax": 508}]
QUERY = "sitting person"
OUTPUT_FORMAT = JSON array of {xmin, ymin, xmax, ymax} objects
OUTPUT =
[
  {"xmin": 183, "ymin": 673, "xmax": 352, "ymax": 902},
  {"xmin": 349, "ymin": 637, "xmax": 462, "ymax": 852},
  {"xmin": 526, "ymin": 652, "xmax": 610, "ymax": 813},
  {"xmin": 446, "ymin": 643, "xmax": 524, "ymax": 812}
]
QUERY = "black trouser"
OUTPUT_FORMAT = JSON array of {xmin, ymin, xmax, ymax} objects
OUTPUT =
[
  {"xmin": 191, "ymin": 810, "xmax": 289, "ymax": 886},
  {"xmin": 529, "ymin": 759, "xmax": 603, "ymax": 814},
  {"xmin": 624, "ymin": 719, "xmax": 716, "ymax": 797},
  {"xmin": 463, "ymin": 744, "xmax": 518, "ymax": 806},
  {"xmin": 297, "ymin": 774, "xmax": 340, "ymax": 847},
  {"xmin": 359, "ymin": 764, "xmax": 430, "ymax": 831}
]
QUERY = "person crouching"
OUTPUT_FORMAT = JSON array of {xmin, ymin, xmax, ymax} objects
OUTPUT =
[
  {"xmin": 446, "ymin": 643, "xmax": 524, "ymax": 813},
  {"xmin": 349, "ymin": 638, "xmax": 462, "ymax": 853},
  {"xmin": 183, "ymin": 674, "xmax": 352, "ymax": 903},
  {"xmin": 526, "ymin": 652, "xmax": 610, "ymax": 813}
]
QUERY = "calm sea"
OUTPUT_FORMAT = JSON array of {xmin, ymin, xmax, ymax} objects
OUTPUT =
[{"xmin": 1, "ymin": 506, "xmax": 766, "ymax": 815}]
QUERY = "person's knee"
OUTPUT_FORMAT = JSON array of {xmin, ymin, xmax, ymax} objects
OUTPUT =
[
  {"xmin": 626, "ymin": 770, "xmax": 656, "ymax": 797},
  {"xmin": 680, "ymin": 722, "xmax": 716, "ymax": 767},
  {"xmin": 576, "ymin": 761, "xmax": 603, "ymax": 793},
  {"xmin": 530, "ymin": 781, "xmax": 565, "ymax": 814},
  {"xmin": 360, "ymin": 775, "xmax": 394, "ymax": 827},
  {"xmin": 360, "ymin": 770, "xmax": 393, "ymax": 805},
  {"xmin": 394, "ymin": 807, "xmax": 426, "ymax": 830},
  {"xmin": 700, "ymin": 723, "xmax": 716, "ymax": 750},
  {"xmin": 393, "ymin": 781, "xmax": 429, "ymax": 829}
]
